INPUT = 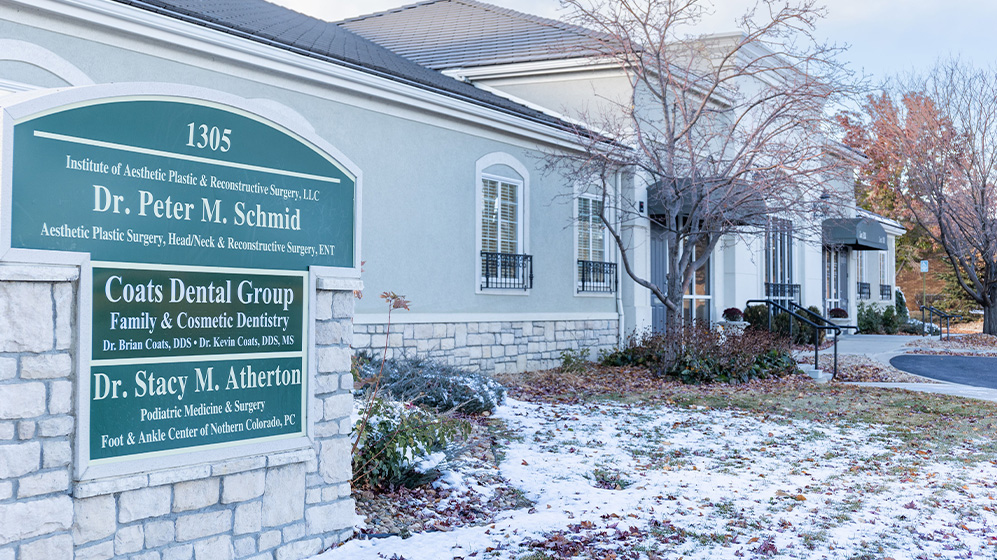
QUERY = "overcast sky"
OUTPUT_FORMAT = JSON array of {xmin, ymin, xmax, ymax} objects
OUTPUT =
[{"xmin": 270, "ymin": 0, "xmax": 997, "ymax": 85}]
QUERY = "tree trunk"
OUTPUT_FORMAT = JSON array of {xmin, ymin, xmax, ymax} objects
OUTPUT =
[{"xmin": 984, "ymin": 302, "xmax": 997, "ymax": 335}]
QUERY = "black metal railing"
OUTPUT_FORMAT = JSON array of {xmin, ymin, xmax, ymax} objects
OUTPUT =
[
  {"xmin": 880, "ymin": 284, "xmax": 893, "ymax": 300},
  {"xmin": 578, "ymin": 260, "xmax": 617, "ymax": 293},
  {"xmin": 857, "ymin": 282, "xmax": 871, "ymax": 300},
  {"xmin": 747, "ymin": 299, "xmax": 857, "ymax": 380},
  {"xmin": 481, "ymin": 252, "xmax": 533, "ymax": 290},
  {"xmin": 765, "ymin": 283, "xmax": 801, "ymax": 302},
  {"xmin": 920, "ymin": 305, "xmax": 962, "ymax": 340}
]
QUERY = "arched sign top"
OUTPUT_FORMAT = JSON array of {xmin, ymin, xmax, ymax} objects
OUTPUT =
[{"xmin": 6, "ymin": 91, "xmax": 357, "ymax": 271}]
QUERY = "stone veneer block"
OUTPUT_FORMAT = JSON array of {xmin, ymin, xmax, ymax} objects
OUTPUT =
[
  {"xmin": 20, "ymin": 353, "xmax": 72, "ymax": 379},
  {"xmin": 173, "ymin": 478, "xmax": 219, "ymax": 512},
  {"xmin": 74, "ymin": 540, "xmax": 114, "ymax": 560},
  {"xmin": 0, "ymin": 442, "xmax": 40, "ymax": 478},
  {"xmin": 144, "ymin": 520, "xmax": 175, "ymax": 549},
  {"xmin": 275, "ymin": 538, "xmax": 321, "ymax": 560},
  {"xmin": 0, "ymin": 358, "xmax": 15, "ymax": 381},
  {"xmin": 262, "ymin": 463, "xmax": 305, "ymax": 527},
  {"xmin": 0, "ymin": 495, "xmax": 73, "ymax": 546},
  {"xmin": 0, "ymin": 384, "xmax": 47, "ymax": 420},
  {"xmin": 173, "ymin": 478, "xmax": 220, "ymax": 513},
  {"xmin": 193, "ymin": 535, "xmax": 233, "ymax": 560},
  {"xmin": 0, "ymin": 283, "xmax": 54, "ymax": 352},
  {"xmin": 18, "ymin": 533, "xmax": 73, "ymax": 560},
  {"xmin": 305, "ymin": 500, "xmax": 353, "ymax": 534},
  {"xmin": 176, "ymin": 510, "xmax": 232, "ymax": 542},
  {"xmin": 318, "ymin": 439, "xmax": 351, "ymax": 485},
  {"xmin": 221, "ymin": 470, "xmax": 265, "ymax": 504},
  {"xmin": 48, "ymin": 380, "xmax": 73, "ymax": 415},
  {"xmin": 233, "ymin": 501, "xmax": 262, "ymax": 535},
  {"xmin": 53, "ymin": 283, "xmax": 74, "ymax": 350},
  {"xmin": 18, "ymin": 469, "xmax": 69, "ymax": 498},
  {"xmin": 161, "ymin": 544, "xmax": 193, "ymax": 560},
  {"xmin": 316, "ymin": 346, "xmax": 350, "ymax": 374},
  {"xmin": 72, "ymin": 494, "xmax": 116, "ymax": 544},
  {"xmin": 119, "ymin": 486, "xmax": 171, "ymax": 523},
  {"xmin": 114, "ymin": 524, "xmax": 144, "ymax": 555},
  {"xmin": 322, "ymin": 394, "xmax": 351, "ymax": 421}
]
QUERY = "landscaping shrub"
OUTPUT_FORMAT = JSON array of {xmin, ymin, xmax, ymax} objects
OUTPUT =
[
  {"xmin": 663, "ymin": 327, "xmax": 799, "ymax": 385},
  {"xmin": 895, "ymin": 287, "xmax": 910, "ymax": 319},
  {"xmin": 882, "ymin": 306, "xmax": 901, "ymax": 334},
  {"xmin": 769, "ymin": 307, "xmax": 825, "ymax": 346},
  {"xmin": 361, "ymin": 357, "xmax": 505, "ymax": 415},
  {"xmin": 352, "ymin": 397, "xmax": 470, "ymax": 489},
  {"xmin": 743, "ymin": 304, "xmax": 770, "ymax": 330},
  {"xmin": 795, "ymin": 305, "xmax": 827, "ymax": 346},
  {"xmin": 722, "ymin": 307, "xmax": 744, "ymax": 321},
  {"xmin": 857, "ymin": 302, "xmax": 883, "ymax": 333},
  {"xmin": 598, "ymin": 330, "xmax": 670, "ymax": 367},
  {"xmin": 559, "ymin": 347, "xmax": 591, "ymax": 373}
]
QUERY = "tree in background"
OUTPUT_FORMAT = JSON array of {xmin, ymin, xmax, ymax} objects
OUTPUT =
[
  {"xmin": 840, "ymin": 60, "xmax": 997, "ymax": 333},
  {"xmin": 546, "ymin": 0, "xmax": 855, "ymax": 332}
]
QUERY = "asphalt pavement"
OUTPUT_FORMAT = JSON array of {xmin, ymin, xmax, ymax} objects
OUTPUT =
[{"xmin": 889, "ymin": 354, "xmax": 997, "ymax": 389}]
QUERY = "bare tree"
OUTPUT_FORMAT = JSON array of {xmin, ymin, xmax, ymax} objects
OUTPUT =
[
  {"xmin": 546, "ymin": 0, "xmax": 856, "ymax": 331},
  {"xmin": 841, "ymin": 60, "xmax": 997, "ymax": 333}
]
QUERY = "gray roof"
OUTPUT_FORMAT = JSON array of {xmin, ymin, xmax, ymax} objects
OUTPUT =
[
  {"xmin": 340, "ymin": 0, "xmax": 607, "ymax": 70},
  {"xmin": 107, "ymin": 0, "xmax": 579, "ymax": 133}
]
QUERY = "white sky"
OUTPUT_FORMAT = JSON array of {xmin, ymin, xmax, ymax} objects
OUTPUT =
[{"xmin": 270, "ymin": 0, "xmax": 997, "ymax": 84}]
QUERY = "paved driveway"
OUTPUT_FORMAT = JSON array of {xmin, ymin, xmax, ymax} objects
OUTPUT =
[{"xmin": 890, "ymin": 354, "xmax": 997, "ymax": 389}]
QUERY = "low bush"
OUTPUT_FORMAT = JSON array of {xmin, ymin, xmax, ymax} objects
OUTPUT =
[
  {"xmin": 360, "ymin": 357, "xmax": 505, "ymax": 415},
  {"xmin": 352, "ymin": 397, "xmax": 470, "ymax": 489},
  {"xmin": 895, "ymin": 287, "xmax": 910, "ymax": 319},
  {"xmin": 559, "ymin": 347, "xmax": 591, "ymax": 373},
  {"xmin": 882, "ymin": 306, "xmax": 901, "ymax": 334},
  {"xmin": 743, "ymin": 305, "xmax": 770, "ymax": 330},
  {"xmin": 901, "ymin": 316, "xmax": 941, "ymax": 335},
  {"xmin": 857, "ymin": 302, "xmax": 883, "ymax": 333},
  {"xmin": 598, "ymin": 330, "xmax": 671, "ymax": 367},
  {"xmin": 663, "ymin": 327, "xmax": 800, "ymax": 385}
]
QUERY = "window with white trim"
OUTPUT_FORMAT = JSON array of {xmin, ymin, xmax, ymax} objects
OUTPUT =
[
  {"xmin": 481, "ymin": 175, "xmax": 521, "ymax": 257},
  {"xmin": 576, "ymin": 195, "xmax": 615, "ymax": 292}
]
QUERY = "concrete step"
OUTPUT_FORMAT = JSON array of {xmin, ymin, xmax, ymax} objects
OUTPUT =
[{"xmin": 800, "ymin": 365, "xmax": 832, "ymax": 384}]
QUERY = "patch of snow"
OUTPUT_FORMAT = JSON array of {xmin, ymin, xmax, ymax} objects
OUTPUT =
[{"xmin": 315, "ymin": 398, "xmax": 997, "ymax": 560}]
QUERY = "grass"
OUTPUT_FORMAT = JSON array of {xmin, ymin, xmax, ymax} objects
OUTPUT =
[{"xmin": 500, "ymin": 366, "xmax": 997, "ymax": 463}]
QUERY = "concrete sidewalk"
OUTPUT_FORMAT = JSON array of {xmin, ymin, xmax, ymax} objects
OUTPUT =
[
  {"xmin": 818, "ymin": 333, "xmax": 997, "ymax": 403},
  {"xmin": 845, "ymin": 382, "xmax": 997, "ymax": 403}
]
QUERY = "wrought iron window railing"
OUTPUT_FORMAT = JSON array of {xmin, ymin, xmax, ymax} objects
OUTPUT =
[
  {"xmin": 857, "ymin": 282, "xmax": 871, "ymax": 300},
  {"xmin": 480, "ymin": 251, "xmax": 533, "ymax": 290},
  {"xmin": 880, "ymin": 284, "xmax": 893, "ymax": 300},
  {"xmin": 764, "ymin": 283, "xmax": 801, "ymax": 304},
  {"xmin": 578, "ymin": 260, "xmax": 617, "ymax": 293}
]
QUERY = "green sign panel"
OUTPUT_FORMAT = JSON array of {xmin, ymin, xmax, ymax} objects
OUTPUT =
[
  {"xmin": 2, "ymin": 94, "xmax": 358, "ymax": 466},
  {"xmin": 89, "ymin": 355, "xmax": 304, "ymax": 460},
  {"xmin": 89, "ymin": 264, "xmax": 308, "ymax": 461},
  {"xmin": 11, "ymin": 99, "xmax": 355, "ymax": 270},
  {"xmin": 92, "ymin": 266, "xmax": 304, "ymax": 361}
]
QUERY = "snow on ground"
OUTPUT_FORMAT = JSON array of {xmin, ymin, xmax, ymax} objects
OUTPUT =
[{"xmin": 316, "ymin": 399, "xmax": 997, "ymax": 559}]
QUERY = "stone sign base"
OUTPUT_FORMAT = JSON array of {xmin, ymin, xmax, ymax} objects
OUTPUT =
[{"xmin": 0, "ymin": 265, "xmax": 357, "ymax": 560}]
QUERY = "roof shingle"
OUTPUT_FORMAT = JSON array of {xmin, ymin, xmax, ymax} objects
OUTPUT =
[{"xmin": 107, "ymin": 0, "xmax": 579, "ymax": 133}]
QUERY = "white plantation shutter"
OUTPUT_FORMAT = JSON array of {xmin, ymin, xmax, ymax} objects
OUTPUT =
[
  {"xmin": 577, "ymin": 197, "xmax": 605, "ymax": 262},
  {"xmin": 481, "ymin": 176, "xmax": 521, "ymax": 276}
]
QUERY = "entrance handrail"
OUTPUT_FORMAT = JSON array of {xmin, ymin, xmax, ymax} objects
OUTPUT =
[
  {"xmin": 919, "ymin": 305, "xmax": 962, "ymax": 340},
  {"xmin": 745, "ymin": 299, "xmax": 854, "ymax": 380}
]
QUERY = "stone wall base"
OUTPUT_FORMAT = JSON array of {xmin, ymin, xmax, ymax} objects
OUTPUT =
[{"xmin": 353, "ymin": 318, "xmax": 620, "ymax": 373}]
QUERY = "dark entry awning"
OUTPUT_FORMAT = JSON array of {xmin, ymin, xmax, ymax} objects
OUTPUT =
[{"xmin": 822, "ymin": 218, "xmax": 888, "ymax": 251}]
